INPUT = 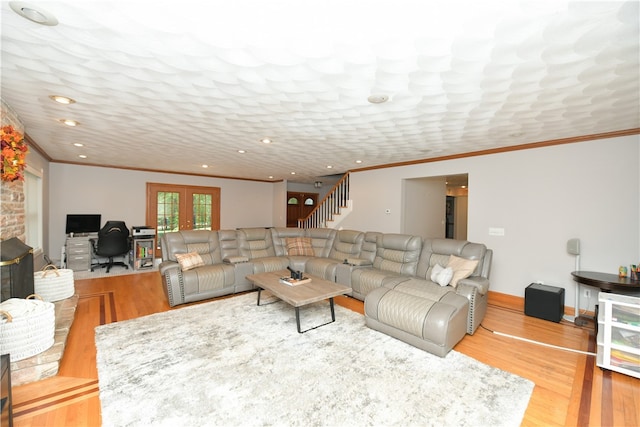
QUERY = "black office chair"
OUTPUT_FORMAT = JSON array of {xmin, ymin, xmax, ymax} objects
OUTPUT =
[{"xmin": 90, "ymin": 221, "xmax": 130, "ymax": 273}]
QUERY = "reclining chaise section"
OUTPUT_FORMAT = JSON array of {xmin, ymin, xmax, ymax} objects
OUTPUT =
[{"xmin": 365, "ymin": 286, "xmax": 468, "ymax": 357}]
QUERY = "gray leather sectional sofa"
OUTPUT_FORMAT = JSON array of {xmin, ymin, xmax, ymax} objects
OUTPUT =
[{"xmin": 159, "ymin": 227, "xmax": 492, "ymax": 357}]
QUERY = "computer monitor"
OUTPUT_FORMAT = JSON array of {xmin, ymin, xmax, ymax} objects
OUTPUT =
[{"xmin": 65, "ymin": 214, "xmax": 101, "ymax": 235}]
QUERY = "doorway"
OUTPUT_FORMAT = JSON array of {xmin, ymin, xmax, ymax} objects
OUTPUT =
[
  {"xmin": 402, "ymin": 174, "xmax": 468, "ymax": 240},
  {"xmin": 446, "ymin": 175, "xmax": 468, "ymax": 240},
  {"xmin": 146, "ymin": 183, "xmax": 221, "ymax": 256}
]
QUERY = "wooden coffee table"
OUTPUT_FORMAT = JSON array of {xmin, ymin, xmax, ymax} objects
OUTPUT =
[{"xmin": 246, "ymin": 270, "xmax": 351, "ymax": 333}]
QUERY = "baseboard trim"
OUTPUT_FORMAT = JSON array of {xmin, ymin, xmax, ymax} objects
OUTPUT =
[
  {"xmin": 487, "ymin": 290, "xmax": 594, "ymax": 317},
  {"xmin": 487, "ymin": 291, "xmax": 523, "ymax": 311}
]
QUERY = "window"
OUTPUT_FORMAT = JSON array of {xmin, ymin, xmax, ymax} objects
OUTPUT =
[
  {"xmin": 157, "ymin": 191, "xmax": 180, "ymax": 233},
  {"xmin": 24, "ymin": 166, "xmax": 43, "ymax": 252},
  {"xmin": 192, "ymin": 193, "xmax": 213, "ymax": 230}
]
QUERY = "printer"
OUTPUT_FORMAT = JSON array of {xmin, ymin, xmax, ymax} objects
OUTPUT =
[{"xmin": 131, "ymin": 226, "xmax": 156, "ymax": 237}]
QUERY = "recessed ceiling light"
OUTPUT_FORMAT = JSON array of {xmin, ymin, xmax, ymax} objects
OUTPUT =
[
  {"xmin": 290, "ymin": 172, "xmax": 296, "ymax": 175},
  {"xmin": 59, "ymin": 119, "xmax": 79, "ymax": 127},
  {"xmin": 355, "ymin": 160, "xmax": 362, "ymax": 164},
  {"xmin": 73, "ymin": 143, "xmax": 84, "ymax": 147},
  {"xmin": 49, "ymin": 95, "xmax": 75, "ymax": 105},
  {"xmin": 202, "ymin": 164, "xmax": 209, "ymax": 168},
  {"xmin": 78, "ymin": 154, "xmax": 87, "ymax": 159},
  {"xmin": 9, "ymin": 2, "xmax": 58, "ymax": 26},
  {"xmin": 367, "ymin": 94, "xmax": 389, "ymax": 104},
  {"xmin": 326, "ymin": 165, "xmax": 333, "ymax": 169},
  {"xmin": 260, "ymin": 138, "xmax": 272, "ymax": 144},
  {"xmin": 238, "ymin": 150, "xmax": 246, "ymax": 154}
]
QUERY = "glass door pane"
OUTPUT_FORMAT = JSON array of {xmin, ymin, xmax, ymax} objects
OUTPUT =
[
  {"xmin": 192, "ymin": 193, "xmax": 212, "ymax": 230},
  {"xmin": 156, "ymin": 191, "xmax": 180, "ymax": 245}
]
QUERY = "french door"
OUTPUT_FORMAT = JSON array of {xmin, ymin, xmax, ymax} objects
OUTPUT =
[{"xmin": 146, "ymin": 183, "xmax": 220, "ymax": 257}]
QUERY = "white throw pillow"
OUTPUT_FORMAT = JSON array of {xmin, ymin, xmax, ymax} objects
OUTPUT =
[
  {"xmin": 430, "ymin": 264, "xmax": 444, "ymax": 281},
  {"xmin": 430, "ymin": 264, "xmax": 453, "ymax": 287}
]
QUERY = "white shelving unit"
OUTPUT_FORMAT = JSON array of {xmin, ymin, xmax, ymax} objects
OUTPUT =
[
  {"xmin": 130, "ymin": 237, "xmax": 156, "ymax": 271},
  {"xmin": 597, "ymin": 292, "xmax": 640, "ymax": 378}
]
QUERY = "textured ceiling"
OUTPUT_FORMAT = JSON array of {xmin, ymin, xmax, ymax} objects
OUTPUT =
[{"xmin": 1, "ymin": 1, "xmax": 638, "ymax": 183}]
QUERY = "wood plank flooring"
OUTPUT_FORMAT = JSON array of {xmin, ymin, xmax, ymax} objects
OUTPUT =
[{"xmin": 10, "ymin": 272, "xmax": 640, "ymax": 426}]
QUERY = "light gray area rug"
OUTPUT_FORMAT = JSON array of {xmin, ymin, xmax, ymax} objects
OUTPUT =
[{"xmin": 95, "ymin": 292, "xmax": 533, "ymax": 427}]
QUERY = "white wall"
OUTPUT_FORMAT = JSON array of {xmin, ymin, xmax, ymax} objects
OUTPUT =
[
  {"xmin": 49, "ymin": 164, "xmax": 278, "ymax": 259},
  {"xmin": 272, "ymin": 180, "xmax": 287, "ymax": 227},
  {"xmin": 402, "ymin": 177, "xmax": 446, "ymax": 238},
  {"xmin": 454, "ymin": 196, "xmax": 468, "ymax": 240},
  {"xmin": 340, "ymin": 136, "xmax": 640, "ymax": 310}
]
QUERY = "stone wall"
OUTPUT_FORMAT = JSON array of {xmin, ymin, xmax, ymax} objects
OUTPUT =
[
  {"xmin": 1, "ymin": 99, "xmax": 26, "ymax": 242},
  {"xmin": 1, "ymin": 180, "xmax": 25, "ymax": 241},
  {"xmin": 1, "ymin": 100, "xmax": 77, "ymax": 386}
]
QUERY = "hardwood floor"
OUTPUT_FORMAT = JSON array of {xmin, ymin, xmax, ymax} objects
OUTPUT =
[{"xmin": 10, "ymin": 272, "xmax": 639, "ymax": 426}]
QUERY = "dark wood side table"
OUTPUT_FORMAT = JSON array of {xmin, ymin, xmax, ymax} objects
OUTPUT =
[{"xmin": 571, "ymin": 271, "xmax": 640, "ymax": 326}]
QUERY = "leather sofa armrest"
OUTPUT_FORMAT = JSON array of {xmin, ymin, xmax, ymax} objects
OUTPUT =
[
  {"xmin": 159, "ymin": 261, "xmax": 184, "ymax": 307},
  {"xmin": 456, "ymin": 276, "xmax": 489, "ymax": 295},
  {"xmin": 455, "ymin": 280, "xmax": 489, "ymax": 334},
  {"xmin": 345, "ymin": 258, "xmax": 372, "ymax": 266},
  {"xmin": 159, "ymin": 260, "xmax": 180, "ymax": 275},
  {"xmin": 336, "ymin": 262, "xmax": 374, "ymax": 287},
  {"xmin": 223, "ymin": 256, "xmax": 249, "ymax": 264}
]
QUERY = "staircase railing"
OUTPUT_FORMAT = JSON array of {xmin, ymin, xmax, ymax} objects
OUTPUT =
[{"xmin": 298, "ymin": 172, "xmax": 350, "ymax": 228}]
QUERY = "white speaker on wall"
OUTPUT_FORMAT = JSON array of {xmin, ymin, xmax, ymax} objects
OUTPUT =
[{"xmin": 567, "ymin": 238, "xmax": 580, "ymax": 256}]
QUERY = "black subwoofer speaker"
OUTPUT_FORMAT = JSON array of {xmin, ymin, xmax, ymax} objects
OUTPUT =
[{"xmin": 525, "ymin": 283, "xmax": 565, "ymax": 323}]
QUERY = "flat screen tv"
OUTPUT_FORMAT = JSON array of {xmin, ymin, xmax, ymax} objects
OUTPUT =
[{"xmin": 65, "ymin": 214, "xmax": 101, "ymax": 235}]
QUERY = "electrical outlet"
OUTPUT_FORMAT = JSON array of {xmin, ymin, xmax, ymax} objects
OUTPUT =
[{"xmin": 584, "ymin": 289, "xmax": 591, "ymax": 298}]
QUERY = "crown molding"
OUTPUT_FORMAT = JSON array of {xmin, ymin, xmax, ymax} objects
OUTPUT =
[{"xmin": 351, "ymin": 128, "xmax": 640, "ymax": 173}]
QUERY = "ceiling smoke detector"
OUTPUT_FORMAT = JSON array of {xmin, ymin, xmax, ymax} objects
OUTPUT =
[{"xmin": 9, "ymin": 2, "xmax": 58, "ymax": 26}]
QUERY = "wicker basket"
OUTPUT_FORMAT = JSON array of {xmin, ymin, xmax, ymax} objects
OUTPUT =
[
  {"xmin": 34, "ymin": 265, "xmax": 75, "ymax": 302},
  {"xmin": 0, "ymin": 295, "xmax": 55, "ymax": 361}
]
